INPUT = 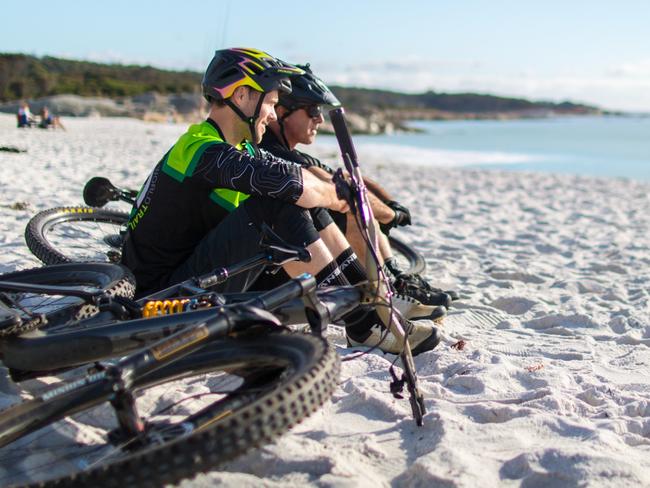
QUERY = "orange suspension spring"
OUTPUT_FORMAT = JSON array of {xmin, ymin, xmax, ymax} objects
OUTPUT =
[{"xmin": 142, "ymin": 299, "xmax": 190, "ymax": 318}]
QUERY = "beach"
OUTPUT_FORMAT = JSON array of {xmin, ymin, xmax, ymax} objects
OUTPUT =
[{"xmin": 1, "ymin": 114, "xmax": 649, "ymax": 487}]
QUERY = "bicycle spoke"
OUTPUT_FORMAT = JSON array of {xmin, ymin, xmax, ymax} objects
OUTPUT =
[
  {"xmin": 0, "ymin": 370, "xmax": 247, "ymax": 485},
  {"xmin": 44, "ymin": 220, "xmax": 124, "ymax": 262},
  {"xmin": 7, "ymin": 291, "xmax": 82, "ymax": 318}
]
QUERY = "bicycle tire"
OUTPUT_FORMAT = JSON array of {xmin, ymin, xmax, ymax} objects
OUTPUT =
[
  {"xmin": 389, "ymin": 235, "xmax": 426, "ymax": 275},
  {"xmin": 0, "ymin": 333, "xmax": 339, "ymax": 488},
  {"xmin": 0, "ymin": 263, "xmax": 135, "ymax": 337},
  {"xmin": 25, "ymin": 206, "xmax": 130, "ymax": 265},
  {"xmin": 24, "ymin": 206, "xmax": 426, "ymax": 274}
]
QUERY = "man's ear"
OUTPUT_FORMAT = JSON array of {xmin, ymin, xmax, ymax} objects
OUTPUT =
[
  {"xmin": 274, "ymin": 105, "xmax": 288, "ymax": 118},
  {"xmin": 231, "ymin": 86, "xmax": 250, "ymax": 105}
]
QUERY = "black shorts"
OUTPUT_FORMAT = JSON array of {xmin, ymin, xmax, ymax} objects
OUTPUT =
[
  {"xmin": 250, "ymin": 207, "xmax": 341, "ymax": 291},
  {"xmin": 168, "ymin": 197, "xmax": 321, "ymax": 293}
]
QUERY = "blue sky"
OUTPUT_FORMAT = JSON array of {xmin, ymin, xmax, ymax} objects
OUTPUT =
[{"xmin": 3, "ymin": 0, "xmax": 650, "ymax": 111}]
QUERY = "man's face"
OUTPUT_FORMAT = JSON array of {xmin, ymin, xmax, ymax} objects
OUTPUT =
[
  {"xmin": 282, "ymin": 105, "xmax": 324, "ymax": 146},
  {"xmin": 253, "ymin": 90, "xmax": 279, "ymax": 143}
]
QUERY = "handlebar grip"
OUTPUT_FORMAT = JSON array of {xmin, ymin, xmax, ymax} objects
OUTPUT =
[
  {"xmin": 251, "ymin": 273, "xmax": 316, "ymax": 310},
  {"xmin": 329, "ymin": 108, "xmax": 358, "ymax": 169}
]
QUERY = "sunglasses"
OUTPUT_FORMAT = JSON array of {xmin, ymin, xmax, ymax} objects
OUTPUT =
[{"xmin": 301, "ymin": 105, "xmax": 322, "ymax": 118}]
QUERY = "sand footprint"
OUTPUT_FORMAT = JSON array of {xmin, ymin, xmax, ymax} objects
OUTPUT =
[
  {"xmin": 463, "ymin": 403, "xmax": 534, "ymax": 424},
  {"xmin": 490, "ymin": 296, "xmax": 538, "ymax": 315}
]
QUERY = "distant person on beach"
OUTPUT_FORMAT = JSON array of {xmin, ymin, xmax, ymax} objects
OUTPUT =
[
  {"xmin": 16, "ymin": 102, "xmax": 35, "ymax": 128},
  {"xmin": 259, "ymin": 64, "xmax": 459, "ymax": 306},
  {"xmin": 120, "ymin": 47, "xmax": 442, "ymax": 355},
  {"xmin": 38, "ymin": 106, "xmax": 66, "ymax": 130}
]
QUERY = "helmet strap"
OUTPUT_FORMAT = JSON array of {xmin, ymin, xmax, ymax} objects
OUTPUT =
[
  {"xmin": 224, "ymin": 90, "xmax": 266, "ymax": 147},
  {"xmin": 277, "ymin": 108, "xmax": 296, "ymax": 149}
]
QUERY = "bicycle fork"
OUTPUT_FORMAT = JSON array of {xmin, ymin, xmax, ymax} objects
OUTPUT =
[{"xmin": 106, "ymin": 366, "xmax": 146, "ymax": 445}]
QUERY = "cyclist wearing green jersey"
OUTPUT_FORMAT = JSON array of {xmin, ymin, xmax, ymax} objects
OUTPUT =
[
  {"xmin": 121, "ymin": 48, "xmax": 442, "ymax": 355},
  {"xmin": 260, "ymin": 64, "xmax": 460, "ymax": 307}
]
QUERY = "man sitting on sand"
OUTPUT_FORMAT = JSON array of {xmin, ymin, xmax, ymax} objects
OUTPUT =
[
  {"xmin": 121, "ymin": 47, "xmax": 442, "ymax": 355},
  {"xmin": 259, "ymin": 63, "xmax": 460, "ymax": 307}
]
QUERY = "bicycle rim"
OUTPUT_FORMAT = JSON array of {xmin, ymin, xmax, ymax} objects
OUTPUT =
[
  {"xmin": 25, "ymin": 207, "xmax": 130, "ymax": 265},
  {"xmin": 0, "ymin": 333, "xmax": 339, "ymax": 488},
  {"xmin": 0, "ymin": 263, "xmax": 135, "ymax": 337}
]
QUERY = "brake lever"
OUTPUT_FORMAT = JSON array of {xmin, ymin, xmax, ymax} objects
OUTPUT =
[
  {"xmin": 258, "ymin": 223, "xmax": 311, "ymax": 266},
  {"xmin": 266, "ymin": 244, "xmax": 311, "ymax": 265}
]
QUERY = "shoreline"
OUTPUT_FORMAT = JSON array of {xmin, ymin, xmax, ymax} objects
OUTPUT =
[{"xmin": 3, "ymin": 113, "xmax": 648, "ymax": 184}]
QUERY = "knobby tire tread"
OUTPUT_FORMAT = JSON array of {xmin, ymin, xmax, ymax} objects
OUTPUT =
[
  {"xmin": 388, "ymin": 235, "xmax": 426, "ymax": 275},
  {"xmin": 0, "ymin": 263, "xmax": 135, "ymax": 337},
  {"xmin": 25, "ymin": 206, "xmax": 130, "ymax": 265},
  {"xmin": 0, "ymin": 333, "xmax": 339, "ymax": 488}
]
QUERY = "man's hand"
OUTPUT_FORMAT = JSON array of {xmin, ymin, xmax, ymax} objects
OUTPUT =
[
  {"xmin": 329, "ymin": 197, "xmax": 350, "ymax": 214},
  {"xmin": 387, "ymin": 200, "xmax": 411, "ymax": 227},
  {"xmin": 297, "ymin": 168, "xmax": 350, "ymax": 213},
  {"xmin": 379, "ymin": 200, "xmax": 412, "ymax": 234}
]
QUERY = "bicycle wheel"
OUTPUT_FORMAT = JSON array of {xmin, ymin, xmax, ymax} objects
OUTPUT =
[
  {"xmin": 0, "ymin": 333, "xmax": 339, "ymax": 488},
  {"xmin": 0, "ymin": 263, "xmax": 135, "ymax": 337},
  {"xmin": 389, "ymin": 235, "xmax": 426, "ymax": 275},
  {"xmin": 25, "ymin": 206, "xmax": 426, "ymax": 275},
  {"xmin": 25, "ymin": 206, "xmax": 130, "ymax": 265}
]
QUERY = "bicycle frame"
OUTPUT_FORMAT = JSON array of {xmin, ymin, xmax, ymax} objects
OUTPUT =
[
  {"xmin": 330, "ymin": 107, "xmax": 426, "ymax": 425},
  {"xmin": 0, "ymin": 273, "xmax": 317, "ymax": 448},
  {"xmin": 2, "ymin": 285, "xmax": 360, "ymax": 376}
]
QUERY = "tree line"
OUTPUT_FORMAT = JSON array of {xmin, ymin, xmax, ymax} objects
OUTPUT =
[{"xmin": 0, "ymin": 53, "xmax": 597, "ymax": 114}]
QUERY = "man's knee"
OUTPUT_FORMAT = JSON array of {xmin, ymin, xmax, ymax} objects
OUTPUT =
[{"xmin": 243, "ymin": 197, "xmax": 320, "ymax": 247}]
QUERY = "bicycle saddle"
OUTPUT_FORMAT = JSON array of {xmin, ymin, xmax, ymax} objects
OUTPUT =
[
  {"xmin": 83, "ymin": 177, "xmax": 139, "ymax": 207},
  {"xmin": 83, "ymin": 177, "xmax": 120, "ymax": 207}
]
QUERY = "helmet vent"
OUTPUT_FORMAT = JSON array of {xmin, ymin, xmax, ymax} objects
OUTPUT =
[
  {"xmin": 243, "ymin": 61, "xmax": 263, "ymax": 75},
  {"xmin": 220, "ymin": 67, "xmax": 239, "ymax": 79}
]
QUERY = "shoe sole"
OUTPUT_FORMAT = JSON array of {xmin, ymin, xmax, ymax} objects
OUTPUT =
[
  {"xmin": 411, "ymin": 327, "xmax": 441, "ymax": 356},
  {"xmin": 346, "ymin": 327, "xmax": 441, "ymax": 356},
  {"xmin": 407, "ymin": 304, "xmax": 446, "ymax": 323}
]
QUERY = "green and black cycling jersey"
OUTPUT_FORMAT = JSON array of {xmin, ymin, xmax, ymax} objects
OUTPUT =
[
  {"xmin": 260, "ymin": 129, "xmax": 335, "ymax": 175},
  {"xmin": 121, "ymin": 118, "xmax": 304, "ymax": 292}
]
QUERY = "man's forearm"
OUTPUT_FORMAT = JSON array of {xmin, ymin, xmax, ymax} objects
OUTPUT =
[
  {"xmin": 367, "ymin": 191, "xmax": 396, "ymax": 224},
  {"xmin": 296, "ymin": 168, "xmax": 347, "ymax": 212},
  {"xmin": 308, "ymin": 165, "xmax": 334, "ymax": 183}
]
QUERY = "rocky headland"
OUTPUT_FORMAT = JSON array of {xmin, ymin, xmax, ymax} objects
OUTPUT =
[{"xmin": 0, "ymin": 53, "xmax": 606, "ymax": 134}]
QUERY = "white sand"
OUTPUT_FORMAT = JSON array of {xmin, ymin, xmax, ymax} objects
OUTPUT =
[{"xmin": 0, "ymin": 114, "xmax": 649, "ymax": 487}]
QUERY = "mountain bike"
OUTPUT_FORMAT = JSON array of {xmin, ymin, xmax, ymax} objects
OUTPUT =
[
  {"xmin": 24, "ymin": 179, "xmax": 426, "ymax": 275},
  {"xmin": 0, "ymin": 108, "xmax": 429, "ymax": 486}
]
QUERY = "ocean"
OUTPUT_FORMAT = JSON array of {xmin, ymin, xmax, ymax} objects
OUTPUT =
[{"xmin": 325, "ymin": 116, "xmax": 650, "ymax": 181}]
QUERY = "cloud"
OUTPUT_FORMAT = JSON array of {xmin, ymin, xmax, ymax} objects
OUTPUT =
[
  {"xmin": 317, "ymin": 59, "xmax": 650, "ymax": 112},
  {"xmin": 607, "ymin": 58, "xmax": 650, "ymax": 77}
]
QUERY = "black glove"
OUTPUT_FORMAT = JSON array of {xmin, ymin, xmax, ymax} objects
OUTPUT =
[
  {"xmin": 387, "ymin": 200, "xmax": 411, "ymax": 227},
  {"xmin": 333, "ymin": 168, "xmax": 355, "ymax": 212},
  {"xmin": 380, "ymin": 200, "xmax": 412, "ymax": 234}
]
